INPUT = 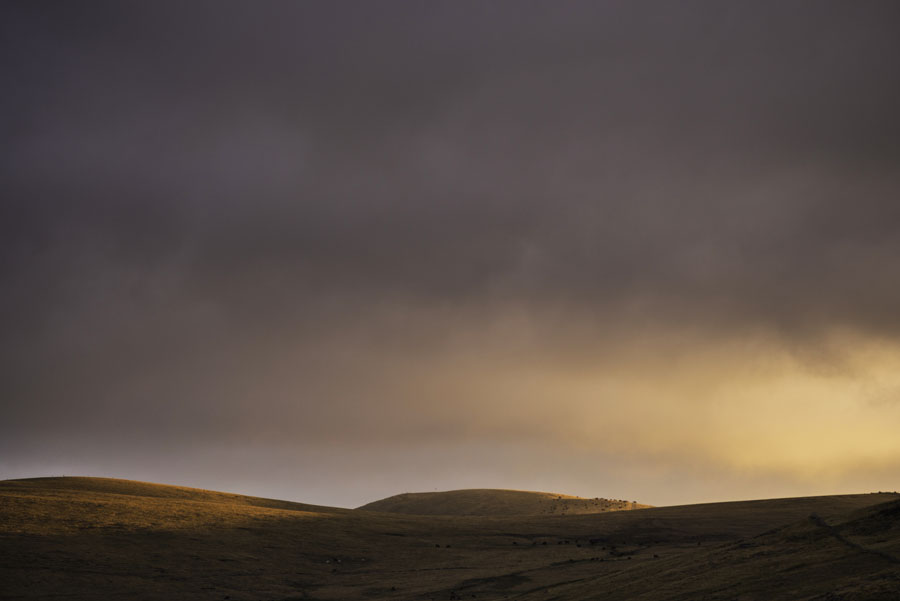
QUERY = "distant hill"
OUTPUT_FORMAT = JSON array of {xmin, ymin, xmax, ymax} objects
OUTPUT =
[{"xmin": 358, "ymin": 488, "xmax": 652, "ymax": 515}]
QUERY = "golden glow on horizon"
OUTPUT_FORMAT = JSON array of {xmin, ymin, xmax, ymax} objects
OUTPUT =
[{"xmin": 389, "ymin": 322, "xmax": 900, "ymax": 483}]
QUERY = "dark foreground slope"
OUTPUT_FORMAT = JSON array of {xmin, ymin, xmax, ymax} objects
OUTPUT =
[
  {"xmin": 358, "ymin": 489, "xmax": 651, "ymax": 515},
  {"xmin": 1, "ymin": 477, "xmax": 899, "ymax": 601}
]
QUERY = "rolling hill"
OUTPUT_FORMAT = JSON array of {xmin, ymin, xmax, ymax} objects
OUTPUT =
[
  {"xmin": 358, "ymin": 489, "xmax": 651, "ymax": 515},
  {"xmin": 1, "ymin": 477, "xmax": 899, "ymax": 600}
]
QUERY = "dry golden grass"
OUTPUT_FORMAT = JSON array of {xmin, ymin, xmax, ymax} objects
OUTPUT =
[{"xmin": 1, "ymin": 477, "xmax": 899, "ymax": 600}]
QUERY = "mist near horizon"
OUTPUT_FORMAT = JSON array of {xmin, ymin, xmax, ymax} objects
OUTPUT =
[{"xmin": 3, "ymin": 1, "xmax": 900, "ymax": 509}]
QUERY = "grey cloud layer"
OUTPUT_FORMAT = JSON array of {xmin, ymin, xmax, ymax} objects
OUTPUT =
[{"xmin": 3, "ymin": 1, "xmax": 900, "ymax": 502}]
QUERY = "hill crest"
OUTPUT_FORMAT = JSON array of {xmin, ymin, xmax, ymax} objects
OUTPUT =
[{"xmin": 358, "ymin": 488, "xmax": 652, "ymax": 515}]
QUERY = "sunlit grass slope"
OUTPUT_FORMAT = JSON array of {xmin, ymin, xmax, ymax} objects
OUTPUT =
[
  {"xmin": 358, "ymin": 488, "xmax": 651, "ymax": 515},
  {"xmin": 0, "ymin": 476, "xmax": 347, "ymax": 535},
  {"xmin": 2, "ymin": 477, "xmax": 898, "ymax": 600}
]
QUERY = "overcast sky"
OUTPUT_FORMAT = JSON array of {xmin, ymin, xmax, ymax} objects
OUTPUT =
[{"xmin": 3, "ymin": 1, "xmax": 900, "ymax": 508}]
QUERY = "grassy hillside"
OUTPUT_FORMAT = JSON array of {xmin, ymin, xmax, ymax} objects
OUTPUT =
[
  {"xmin": 358, "ymin": 489, "xmax": 651, "ymax": 515},
  {"xmin": 1, "ymin": 477, "xmax": 898, "ymax": 600}
]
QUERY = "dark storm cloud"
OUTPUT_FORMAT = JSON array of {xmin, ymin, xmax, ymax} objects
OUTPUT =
[
  {"xmin": 3, "ymin": 1, "xmax": 900, "ymax": 504},
  {"xmin": 5, "ymin": 1, "xmax": 899, "ymax": 322}
]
